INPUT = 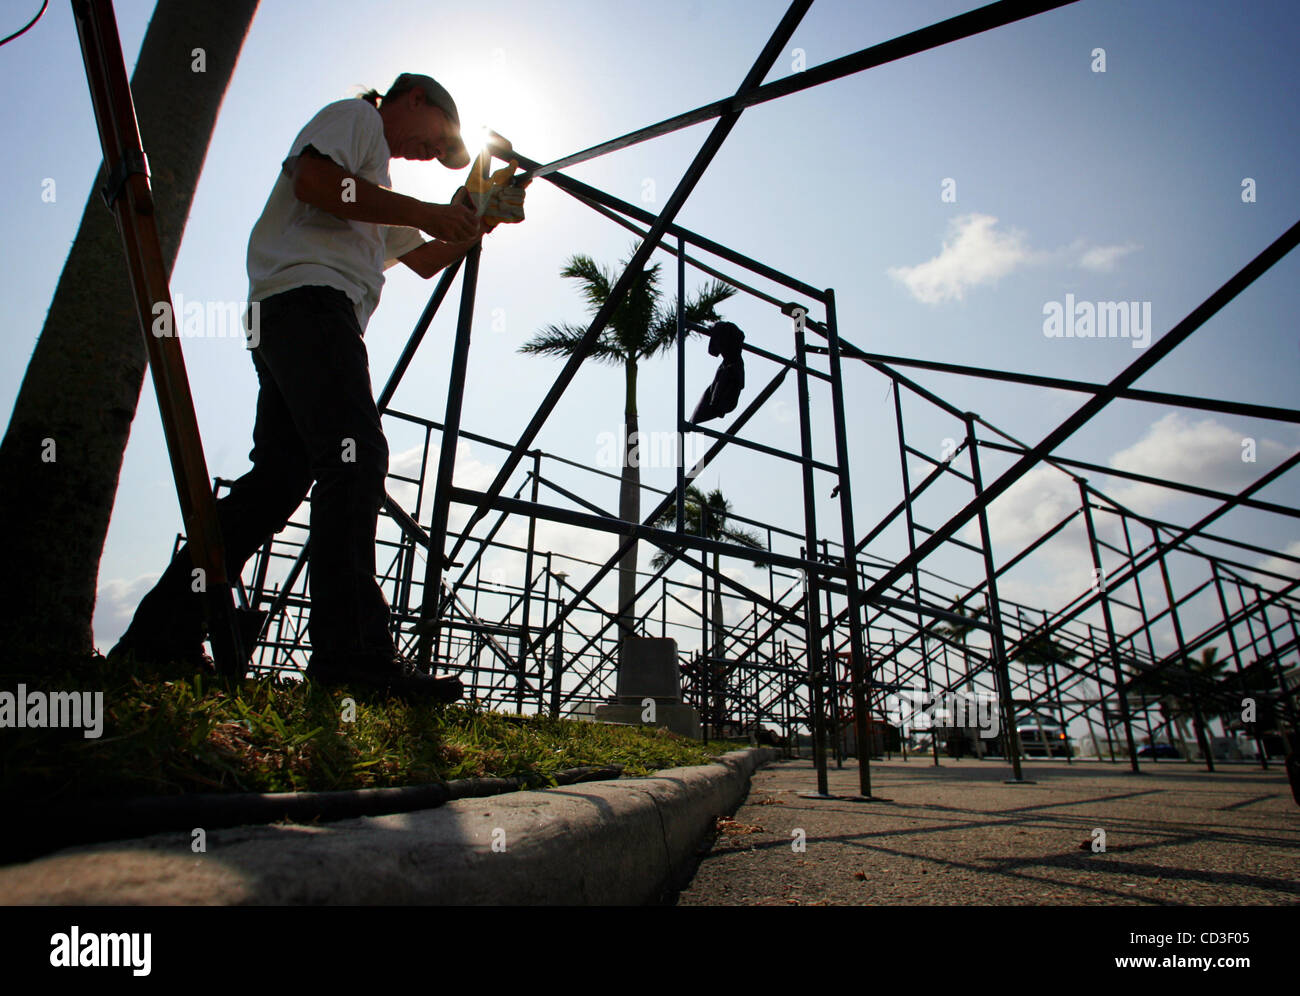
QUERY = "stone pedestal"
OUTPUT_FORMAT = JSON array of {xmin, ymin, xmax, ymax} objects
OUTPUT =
[
  {"xmin": 616, "ymin": 636, "xmax": 681, "ymax": 701},
  {"xmin": 595, "ymin": 636, "xmax": 701, "ymax": 739}
]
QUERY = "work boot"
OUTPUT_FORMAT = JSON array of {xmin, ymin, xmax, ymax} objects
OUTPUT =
[
  {"xmin": 108, "ymin": 605, "xmax": 269, "ymax": 676},
  {"xmin": 106, "ymin": 631, "xmax": 214, "ymax": 675},
  {"xmin": 307, "ymin": 649, "xmax": 463, "ymax": 702}
]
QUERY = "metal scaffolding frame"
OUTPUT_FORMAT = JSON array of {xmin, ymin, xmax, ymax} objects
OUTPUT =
[{"xmin": 201, "ymin": 0, "xmax": 1296, "ymax": 797}]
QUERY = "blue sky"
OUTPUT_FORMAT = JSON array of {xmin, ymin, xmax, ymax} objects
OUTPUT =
[{"xmin": 2, "ymin": 0, "xmax": 1297, "ymax": 720}]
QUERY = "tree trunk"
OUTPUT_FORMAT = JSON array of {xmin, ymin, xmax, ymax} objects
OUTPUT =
[
  {"xmin": 616, "ymin": 357, "xmax": 640, "ymax": 662},
  {"xmin": 0, "ymin": 0, "xmax": 259, "ymax": 665}
]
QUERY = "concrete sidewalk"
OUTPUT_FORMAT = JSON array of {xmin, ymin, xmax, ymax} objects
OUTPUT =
[{"xmin": 677, "ymin": 757, "xmax": 1300, "ymax": 905}]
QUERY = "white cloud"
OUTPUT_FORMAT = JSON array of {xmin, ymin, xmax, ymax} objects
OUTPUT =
[
  {"xmin": 889, "ymin": 214, "xmax": 1036, "ymax": 304},
  {"xmin": 93, "ymin": 573, "xmax": 159, "ymax": 653},
  {"xmin": 386, "ymin": 444, "xmax": 425, "ymax": 514},
  {"xmin": 1077, "ymin": 242, "xmax": 1140, "ymax": 272},
  {"xmin": 888, "ymin": 216, "xmax": 1142, "ymax": 305},
  {"xmin": 966, "ymin": 464, "xmax": 1083, "ymax": 550},
  {"xmin": 524, "ymin": 517, "xmax": 621, "ymax": 573},
  {"xmin": 769, "ymin": 399, "xmax": 796, "ymax": 425},
  {"xmin": 384, "ymin": 440, "xmax": 501, "ymax": 531},
  {"xmin": 452, "ymin": 440, "xmax": 500, "ymax": 491},
  {"xmin": 1104, "ymin": 413, "xmax": 1289, "ymax": 514}
]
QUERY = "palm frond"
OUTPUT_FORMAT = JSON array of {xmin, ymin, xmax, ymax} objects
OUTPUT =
[
  {"xmin": 648, "ymin": 485, "xmax": 767, "ymax": 568},
  {"xmin": 649, "ymin": 546, "xmax": 679, "ymax": 571},
  {"xmin": 518, "ymin": 322, "xmax": 585, "ymax": 357},
  {"xmin": 641, "ymin": 312, "xmax": 694, "ymax": 359},
  {"xmin": 721, "ymin": 525, "xmax": 764, "ymax": 550},
  {"xmin": 721, "ymin": 525, "xmax": 766, "ymax": 567},
  {"xmin": 524, "ymin": 254, "xmax": 743, "ymax": 437},
  {"xmin": 643, "ymin": 280, "xmax": 739, "ymax": 359},
  {"xmin": 559, "ymin": 255, "xmax": 614, "ymax": 315},
  {"xmin": 518, "ymin": 322, "xmax": 623, "ymax": 365},
  {"xmin": 610, "ymin": 260, "xmax": 663, "ymax": 358},
  {"xmin": 688, "ymin": 280, "xmax": 739, "ymax": 320}
]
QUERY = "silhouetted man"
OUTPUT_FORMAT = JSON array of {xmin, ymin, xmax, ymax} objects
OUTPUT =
[{"xmin": 112, "ymin": 74, "xmax": 523, "ymax": 699}]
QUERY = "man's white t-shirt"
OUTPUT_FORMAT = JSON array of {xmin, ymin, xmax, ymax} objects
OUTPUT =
[{"xmin": 246, "ymin": 98, "xmax": 426, "ymax": 332}]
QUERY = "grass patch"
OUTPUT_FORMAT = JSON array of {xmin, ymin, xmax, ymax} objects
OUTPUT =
[{"xmin": 1, "ymin": 653, "xmax": 738, "ymax": 806}]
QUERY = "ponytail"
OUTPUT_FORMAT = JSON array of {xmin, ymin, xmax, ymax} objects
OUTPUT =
[{"xmin": 360, "ymin": 78, "xmax": 418, "ymax": 108}]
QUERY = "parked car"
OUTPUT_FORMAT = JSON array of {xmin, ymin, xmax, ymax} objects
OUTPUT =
[
  {"xmin": 1016, "ymin": 717, "xmax": 1073, "ymax": 758},
  {"xmin": 1138, "ymin": 743, "xmax": 1181, "ymax": 759}
]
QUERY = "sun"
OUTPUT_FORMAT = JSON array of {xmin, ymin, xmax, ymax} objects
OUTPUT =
[{"xmin": 454, "ymin": 76, "xmax": 515, "ymax": 167}]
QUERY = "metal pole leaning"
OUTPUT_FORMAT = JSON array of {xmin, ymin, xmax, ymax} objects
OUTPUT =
[
  {"xmin": 964, "ymin": 414, "xmax": 1025, "ymax": 782},
  {"xmin": 512, "ymin": 152, "xmax": 826, "ymax": 302},
  {"xmin": 416, "ymin": 243, "xmax": 483, "ymax": 670},
  {"xmin": 72, "ymin": 0, "xmax": 245, "ymax": 676},
  {"xmin": 451, "ymin": 0, "xmax": 814, "ymax": 566},
  {"xmin": 377, "ymin": 259, "xmax": 465, "ymax": 410}
]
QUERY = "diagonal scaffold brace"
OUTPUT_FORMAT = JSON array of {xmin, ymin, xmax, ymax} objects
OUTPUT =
[{"xmin": 72, "ymin": 0, "xmax": 246, "ymax": 677}]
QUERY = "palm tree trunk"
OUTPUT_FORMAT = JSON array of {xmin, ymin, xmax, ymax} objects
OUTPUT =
[
  {"xmin": 616, "ymin": 358, "xmax": 640, "ymax": 661},
  {"xmin": 0, "ymin": 0, "xmax": 259, "ymax": 665}
]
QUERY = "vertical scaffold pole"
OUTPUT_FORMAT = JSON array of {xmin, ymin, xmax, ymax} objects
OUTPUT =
[
  {"xmin": 824, "ymin": 290, "xmax": 873, "ymax": 796},
  {"xmin": 893, "ymin": 379, "xmax": 940, "ymax": 768},
  {"xmin": 794, "ymin": 322, "xmax": 829, "ymax": 796}
]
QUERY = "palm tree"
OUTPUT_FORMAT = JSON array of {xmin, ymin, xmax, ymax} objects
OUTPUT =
[
  {"xmin": 934, "ymin": 604, "xmax": 983, "ymax": 644},
  {"xmin": 934, "ymin": 603, "xmax": 983, "ymax": 684},
  {"xmin": 0, "ymin": 1, "xmax": 259, "ymax": 665},
  {"xmin": 1127, "ymin": 646, "xmax": 1227, "ymax": 755},
  {"xmin": 520, "ymin": 246, "xmax": 735, "ymax": 662},
  {"xmin": 1014, "ymin": 632, "xmax": 1077, "ymax": 669},
  {"xmin": 650, "ymin": 485, "xmax": 765, "ymax": 731},
  {"xmin": 1163, "ymin": 646, "xmax": 1228, "ymax": 752},
  {"xmin": 932, "ymin": 603, "xmax": 984, "ymax": 753}
]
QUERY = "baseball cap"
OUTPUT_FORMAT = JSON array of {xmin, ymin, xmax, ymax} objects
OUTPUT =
[{"xmin": 389, "ymin": 72, "xmax": 470, "ymax": 169}]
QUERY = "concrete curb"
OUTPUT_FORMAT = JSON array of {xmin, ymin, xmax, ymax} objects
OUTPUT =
[{"xmin": 0, "ymin": 747, "xmax": 780, "ymax": 905}]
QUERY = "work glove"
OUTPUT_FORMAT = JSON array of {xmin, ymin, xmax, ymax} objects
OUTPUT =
[{"xmin": 463, "ymin": 157, "xmax": 528, "ymax": 228}]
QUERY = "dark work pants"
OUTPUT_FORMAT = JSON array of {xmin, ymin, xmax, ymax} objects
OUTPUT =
[{"xmin": 120, "ymin": 285, "xmax": 394, "ymax": 663}]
